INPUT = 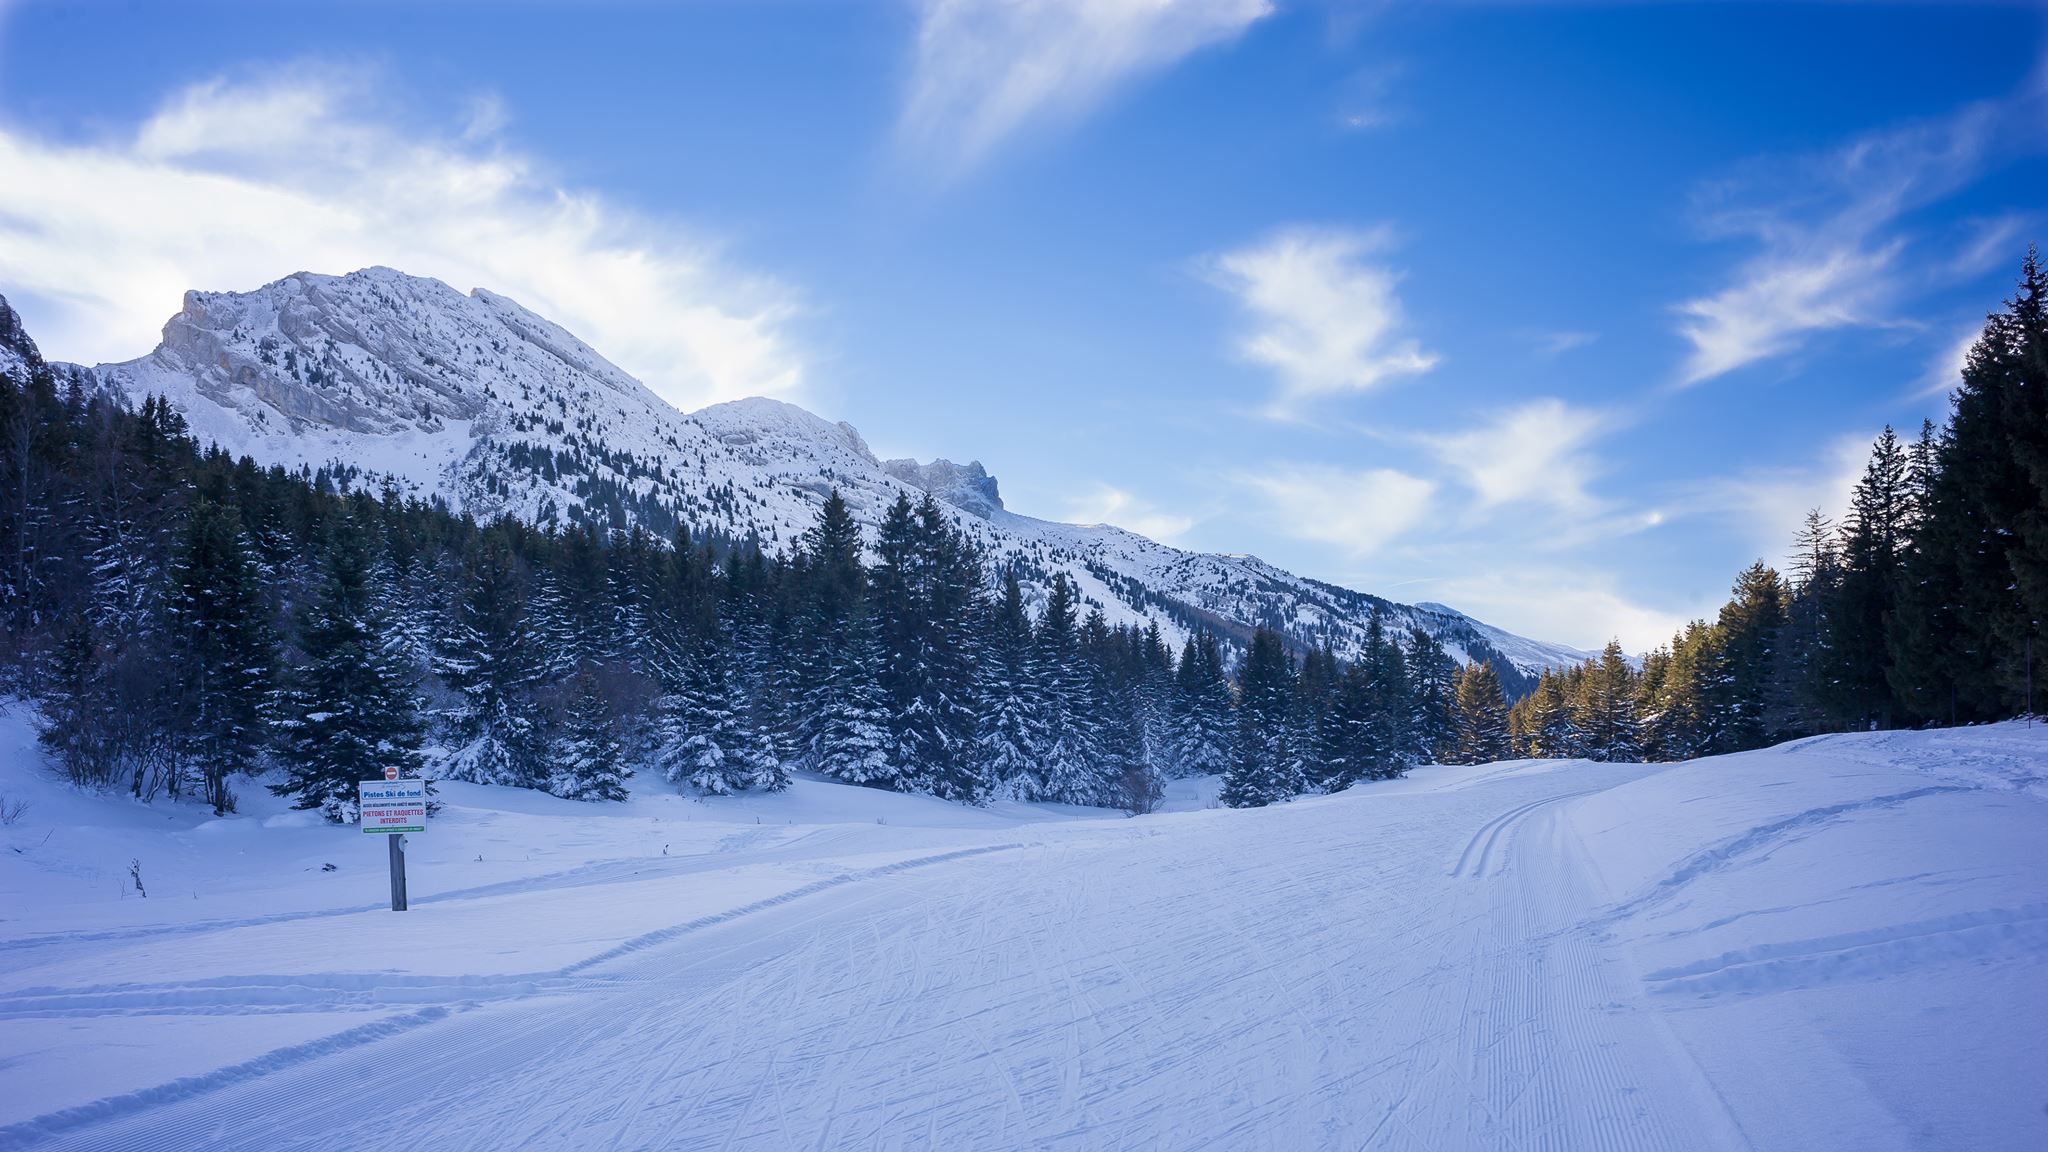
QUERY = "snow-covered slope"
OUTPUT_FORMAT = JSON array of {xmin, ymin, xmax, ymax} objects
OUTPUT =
[
  {"xmin": 3, "ymin": 706, "xmax": 2042, "ymax": 1150},
  {"xmin": 46, "ymin": 268, "xmax": 1594, "ymax": 676}
]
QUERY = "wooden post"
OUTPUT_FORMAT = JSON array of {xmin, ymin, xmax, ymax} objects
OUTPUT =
[{"xmin": 389, "ymin": 833, "xmax": 409, "ymax": 912}]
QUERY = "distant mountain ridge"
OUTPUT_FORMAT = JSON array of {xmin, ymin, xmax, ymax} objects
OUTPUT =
[{"xmin": 32, "ymin": 267, "xmax": 1597, "ymax": 685}]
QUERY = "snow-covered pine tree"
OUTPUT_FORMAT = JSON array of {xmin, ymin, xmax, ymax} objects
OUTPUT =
[
  {"xmin": 1166, "ymin": 632, "xmax": 1234, "ymax": 778},
  {"xmin": 1329, "ymin": 661, "xmax": 1374, "ymax": 790},
  {"xmin": 656, "ymin": 639, "xmax": 783, "ymax": 794},
  {"xmin": 1133, "ymin": 621, "xmax": 1176, "ymax": 783},
  {"xmin": 1088, "ymin": 617, "xmax": 1161, "ymax": 815},
  {"xmin": 554, "ymin": 522, "xmax": 613, "ymax": 667},
  {"xmin": 1034, "ymin": 575, "xmax": 1105, "ymax": 804},
  {"xmin": 870, "ymin": 494, "xmax": 986, "ymax": 801},
  {"xmin": 808, "ymin": 621, "xmax": 897, "ymax": 785},
  {"xmin": 1293, "ymin": 643, "xmax": 1342, "ymax": 791},
  {"xmin": 1405, "ymin": 628, "xmax": 1459, "ymax": 765},
  {"xmin": 171, "ymin": 499, "xmax": 276, "ymax": 815},
  {"xmin": 36, "ymin": 616, "xmax": 113, "ymax": 786},
  {"xmin": 549, "ymin": 665, "xmax": 630, "ymax": 801},
  {"xmin": 435, "ymin": 535, "xmax": 547, "ymax": 787},
  {"xmin": 1366, "ymin": 619, "xmax": 1414, "ymax": 779},
  {"xmin": 605, "ymin": 526, "xmax": 661, "ymax": 667},
  {"xmin": 76, "ymin": 395, "xmax": 189, "ymax": 800},
  {"xmin": 977, "ymin": 568, "xmax": 1054, "ymax": 797},
  {"xmin": 788, "ymin": 489, "xmax": 898, "ymax": 786},
  {"xmin": 272, "ymin": 515, "xmax": 426, "ymax": 822},
  {"xmin": 1222, "ymin": 627, "xmax": 1297, "ymax": 807},
  {"xmin": 724, "ymin": 543, "xmax": 797, "ymax": 788},
  {"xmin": 372, "ymin": 487, "xmax": 440, "ymax": 679},
  {"xmin": 524, "ymin": 564, "xmax": 579, "ymax": 684}
]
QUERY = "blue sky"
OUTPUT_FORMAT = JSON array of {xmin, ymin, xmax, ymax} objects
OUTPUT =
[{"xmin": 1, "ymin": 1, "xmax": 2042, "ymax": 651}]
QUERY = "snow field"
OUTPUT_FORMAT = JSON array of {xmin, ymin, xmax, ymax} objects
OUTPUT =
[{"xmin": 1, "ymin": 707, "xmax": 2044, "ymax": 1149}]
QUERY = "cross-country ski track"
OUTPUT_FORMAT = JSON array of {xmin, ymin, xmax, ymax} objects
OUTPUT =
[{"xmin": 1, "ymin": 718, "xmax": 2043, "ymax": 1150}]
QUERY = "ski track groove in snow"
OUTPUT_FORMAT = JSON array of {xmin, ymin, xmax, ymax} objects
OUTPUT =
[
  {"xmin": 1641, "ymin": 904, "xmax": 2048, "ymax": 999},
  {"xmin": 1591, "ymin": 785, "xmax": 1972, "ymax": 928},
  {"xmin": 1450, "ymin": 791, "xmax": 1593, "ymax": 879},
  {"xmin": 0, "ymin": 843, "xmax": 1024, "ymax": 1149},
  {"xmin": 0, "ymin": 826, "xmax": 845, "ymax": 959}
]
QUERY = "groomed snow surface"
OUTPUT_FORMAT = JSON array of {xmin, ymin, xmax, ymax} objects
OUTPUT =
[{"xmin": 1, "ymin": 706, "xmax": 2042, "ymax": 1151}]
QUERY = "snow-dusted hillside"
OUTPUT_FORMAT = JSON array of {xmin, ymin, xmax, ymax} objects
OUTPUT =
[
  {"xmin": 46, "ymin": 268, "xmax": 1594, "ymax": 676},
  {"xmin": 2, "ymin": 706, "xmax": 2042, "ymax": 1150}
]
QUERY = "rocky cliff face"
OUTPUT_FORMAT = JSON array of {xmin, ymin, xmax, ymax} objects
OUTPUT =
[
  {"xmin": 882, "ymin": 458, "xmax": 1004, "ymax": 519},
  {"xmin": 0, "ymin": 295, "xmax": 43, "ymax": 382}
]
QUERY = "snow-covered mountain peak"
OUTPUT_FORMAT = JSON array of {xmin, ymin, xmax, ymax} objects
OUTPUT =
[
  {"xmin": 693, "ymin": 397, "xmax": 875, "ymax": 463},
  {"xmin": 50, "ymin": 267, "xmax": 1599, "ymax": 683}
]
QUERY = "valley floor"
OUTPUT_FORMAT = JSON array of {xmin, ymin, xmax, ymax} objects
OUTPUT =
[{"xmin": 0, "ymin": 709, "xmax": 2043, "ymax": 1150}]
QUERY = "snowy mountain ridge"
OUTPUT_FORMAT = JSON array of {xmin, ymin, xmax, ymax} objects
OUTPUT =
[{"xmin": 34, "ymin": 267, "xmax": 1597, "ymax": 679}]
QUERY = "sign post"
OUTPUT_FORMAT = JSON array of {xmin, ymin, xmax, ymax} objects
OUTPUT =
[{"xmin": 360, "ymin": 777, "xmax": 428, "ymax": 912}]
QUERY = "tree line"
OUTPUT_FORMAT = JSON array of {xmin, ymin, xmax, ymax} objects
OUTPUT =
[{"xmin": 0, "ymin": 335, "xmax": 1462, "ymax": 815}]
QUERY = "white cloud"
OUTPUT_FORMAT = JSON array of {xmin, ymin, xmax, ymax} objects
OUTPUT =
[
  {"xmin": 1688, "ymin": 435, "xmax": 1869, "ymax": 568},
  {"xmin": 1240, "ymin": 464, "xmax": 1435, "ymax": 556},
  {"xmin": 1064, "ymin": 483, "xmax": 1197, "ymax": 542},
  {"xmin": 1676, "ymin": 242, "xmax": 1899, "ymax": 386},
  {"xmin": 1420, "ymin": 569, "xmax": 1698, "ymax": 656},
  {"xmin": 1423, "ymin": 398, "xmax": 1611, "ymax": 513},
  {"xmin": 1531, "ymin": 329, "xmax": 1597, "ymax": 359},
  {"xmin": 1673, "ymin": 92, "xmax": 2023, "ymax": 387},
  {"xmin": 1209, "ymin": 226, "xmax": 1438, "ymax": 416},
  {"xmin": 0, "ymin": 69, "xmax": 804, "ymax": 411},
  {"xmin": 1916, "ymin": 325, "xmax": 1981, "ymax": 399},
  {"xmin": 900, "ymin": 0, "xmax": 1270, "ymax": 178}
]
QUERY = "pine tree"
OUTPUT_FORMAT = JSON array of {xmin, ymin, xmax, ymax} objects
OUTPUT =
[
  {"xmin": 1293, "ymin": 642, "xmax": 1342, "ymax": 791},
  {"xmin": 1165, "ymin": 631, "xmax": 1235, "ymax": 778},
  {"xmin": 1035, "ymin": 574, "xmax": 1104, "ymax": 803},
  {"xmin": 1452, "ymin": 661, "xmax": 1510, "ymax": 764},
  {"xmin": 1360, "ymin": 611, "xmax": 1412, "ymax": 780},
  {"xmin": 787, "ymin": 493, "xmax": 900, "ymax": 787},
  {"xmin": 1824, "ymin": 427, "xmax": 1911, "ymax": 729},
  {"xmin": 1889, "ymin": 252, "xmax": 2043, "ymax": 721},
  {"xmin": 1222, "ymin": 628, "xmax": 1297, "ymax": 807},
  {"xmin": 1640, "ymin": 624, "xmax": 1719, "ymax": 761},
  {"xmin": 36, "ymin": 615, "xmax": 114, "ymax": 786},
  {"xmin": 435, "ymin": 535, "xmax": 546, "ymax": 787},
  {"xmin": 272, "ymin": 516, "xmax": 425, "ymax": 823},
  {"xmin": 1406, "ymin": 628, "xmax": 1459, "ymax": 764},
  {"xmin": 809, "ymin": 620, "xmax": 896, "ymax": 785},
  {"xmin": 1715, "ymin": 562, "xmax": 1786, "ymax": 751},
  {"xmin": 873, "ymin": 495, "xmax": 986, "ymax": 801},
  {"xmin": 171, "ymin": 500, "xmax": 276, "ymax": 815},
  {"xmin": 1521, "ymin": 670, "xmax": 1578, "ymax": 758},
  {"xmin": 724, "ymin": 544, "xmax": 796, "ymax": 785},
  {"xmin": 976, "ymin": 569, "xmax": 1053, "ymax": 796},
  {"xmin": 658, "ymin": 639, "xmax": 783, "ymax": 794},
  {"xmin": 1574, "ymin": 641, "xmax": 1642, "ymax": 761},
  {"xmin": 1998, "ymin": 247, "xmax": 2048, "ymax": 675},
  {"xmin": 549, "ymin": 666, "xmax": 629, "ymax": 801}
]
